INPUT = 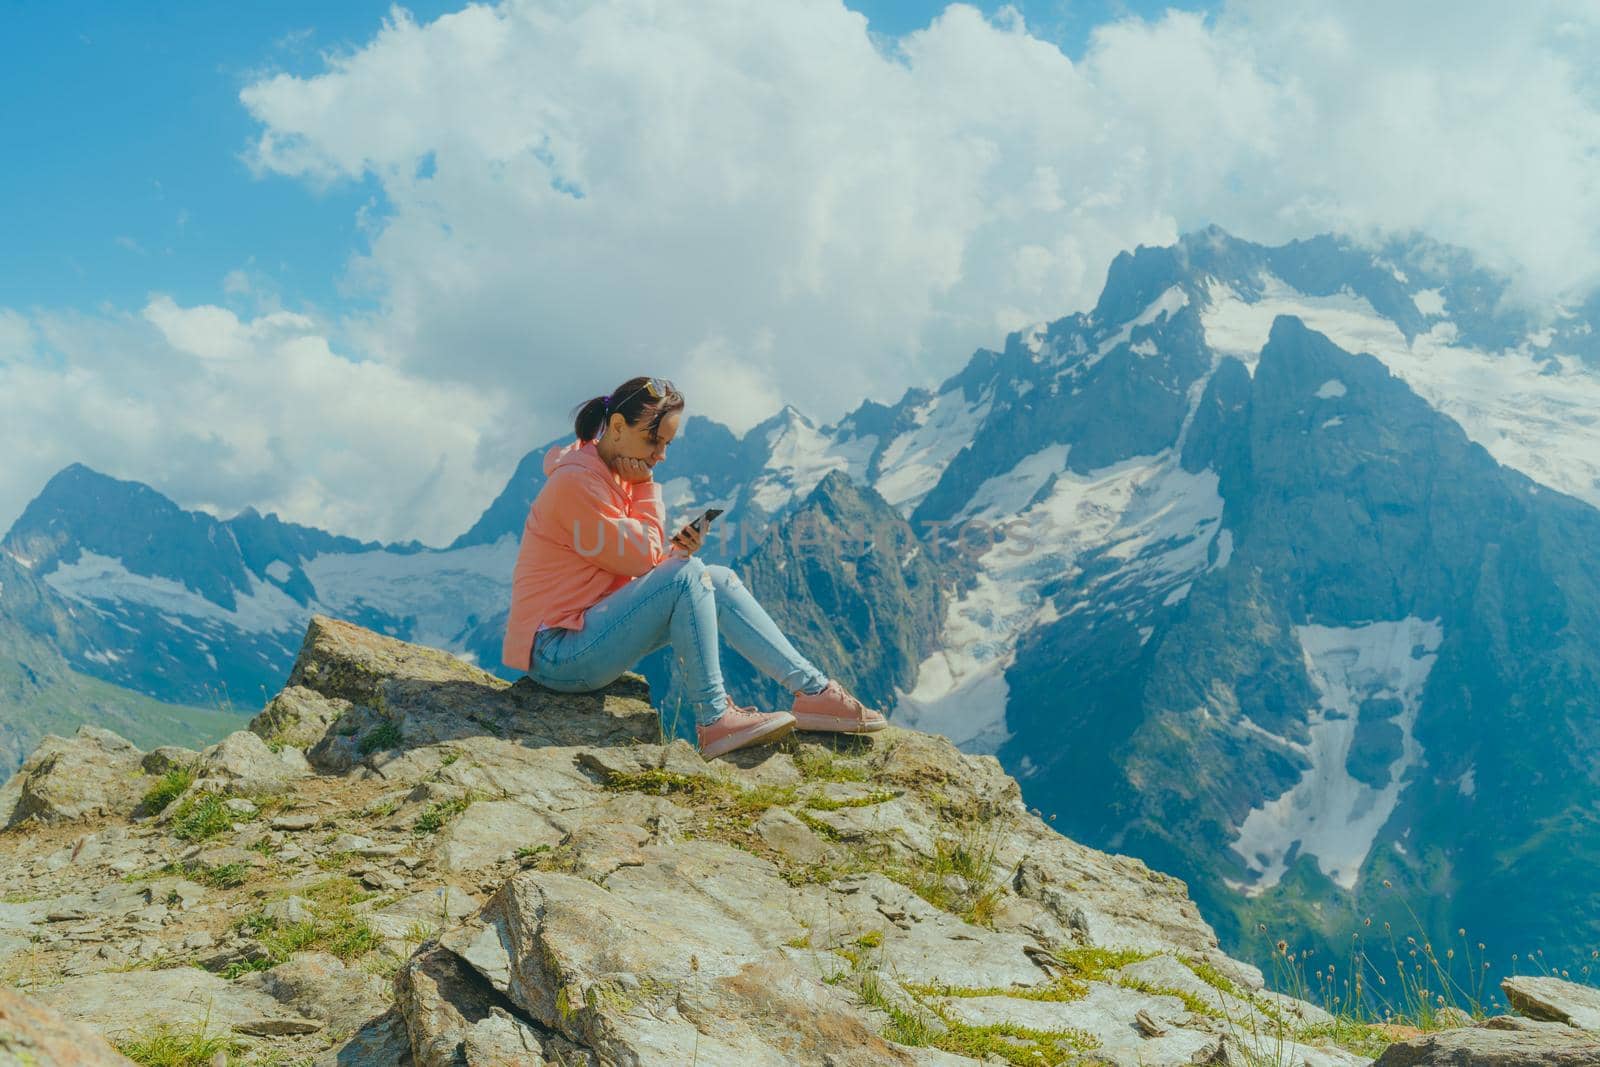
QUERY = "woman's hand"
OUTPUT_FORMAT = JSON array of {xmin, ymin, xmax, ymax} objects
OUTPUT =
[
  {"xmin": 612, "ymin": 455, "xmax": 654, "ymax": 484},
  {"xmin": 671, "ymin": 519, "xmax": 705, "ymax": 555}
]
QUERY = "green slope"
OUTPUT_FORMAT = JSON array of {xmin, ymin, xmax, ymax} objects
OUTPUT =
[{"xmin": 0, "ymin": 659, "xmax": 245, "ymax": 772}]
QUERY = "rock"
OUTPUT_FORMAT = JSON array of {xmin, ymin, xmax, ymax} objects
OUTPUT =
[
  {"xmin": 1503, "ymin": 976, "xmax": 1600, "ymax": 1031},
  {"xmin": 365, "ymin": 885, "xmax": 480, "ymax": 944},
  {"xmin": 239, "ymin": 951, "xmax": 391, "ymax": 1035},
  {"xmin": 934, "ymin": 983, "xmax": 1219, "ymax": 1066},
  {"xmin": 433, "ymin": 800, "xmax": 564, "ymax": 873},
  {"xmin": 0, "ymin": 983, "xmax": 139, "ymax": 1065},
  {"xmin": 286, "ymin": 614, "xmax": 660, "ymax": 750},
  {"xmin": 0, "ymin": 726, "xmax": 144, "ymax": 827},
  {"xmin": 310, "ymin": 1010, "xmax": 414, "ymax": 1067},
  {"xmin": 271, "ymin": 811, "xmax": 321, "ymax": 831},
  {"xmin": 329, "ymin": 833, "xmax": 376, "ymax": 853},
  {"xmin": 250, "ymin": 685, "xmax": 359, "ymax": 749},
  {"xmin": 437, "ymin": 850, "xmax": 953, "ymax": 1065},
  {"xmin": 195, "ymin": 731, "xmax": 310, "ymax": 794},
  {"xmin": 753, "ymin": 807, "xmax": 833, "ymax": 865},
  {"xmin": 233, "ymin": 1015, "xmax": 324, "ymax": 1036},
  {"xmin": 262, "ymin": 896, "xmax": 317, "ymax": 926},
  {"xmin": 140, "ymin": 745, "xmax": 199, "ymax": 775},
  {"xmin": 34, "ymin": 967, "xmax": 320, "ymax": 1041},
  {"xmin": 224, "ymin": 797, "xmax": 258, "ymax": 817},
  {"xmin": 1374, "ymin": 1018, "xmax": 1600, "ymax": 1065},
  {"xmin": 396, "ymin": 942, "xmax": 556, "ymax": 1067}
]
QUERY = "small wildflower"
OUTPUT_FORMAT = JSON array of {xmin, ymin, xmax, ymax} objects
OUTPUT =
[
  {"xmin": 1277, "ymin": 940, "xmax": 1288, "ymax": 953},
  {"xmin": 1363, "ymin": 917, "xmax": 1372, "ymax": 927},
  {"xmin": 1382, "ymin": 879, "xmax": 1392, "ymax": 888}
]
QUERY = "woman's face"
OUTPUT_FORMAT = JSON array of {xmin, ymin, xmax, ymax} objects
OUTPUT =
[{"xmin": 608, "ymin": 408, "xmax": 680, "ymax": 470}]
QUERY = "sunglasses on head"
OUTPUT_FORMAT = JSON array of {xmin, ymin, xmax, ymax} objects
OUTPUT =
[{"xmin": 608, "ymin": 377, "xmax": 678, "ymax": 412}]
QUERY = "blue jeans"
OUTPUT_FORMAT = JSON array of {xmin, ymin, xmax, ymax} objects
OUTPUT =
[{"xmin": 525, "ymin": 553, "xmax": 829, "ymax": 726}]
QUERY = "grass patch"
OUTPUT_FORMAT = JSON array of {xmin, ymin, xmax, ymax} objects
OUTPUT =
[
  {"xmin": 883, "ymin": 828, "xmax": 1010, "ymax": 927},
  {"xmin": 791, "ymin": 744, "xmax": 869, "ymax": 783},
  {"xmin": 1051, "ymin": 945, "xmax": 1154, "ymax": 982},
  {"xmin": 865, "ymin": 968, "xmax": 1099, "ymax": 1067},
  {"xmin": 805, "ymin": 788, "xmax": 897, "ymax": 812},
  {"xmin": 114, "ymin": 1019, "xmax": 243, "ymax": 1066},
  {"xmin": 169, "ymin": 792, "xmax": 243, "ymax": 842},
  {"xmin": 413, "ymin": 793, "xmax": 477, "ymax": 834},
  {"xmin": 859, "ymin": 971, "xmax": 942, "ymax": 1046},
  {"xmin": 358, "ymin": 720, "xmax": 403, "ymax": 756},
  {"xmin": 225, "ymin": 877, "xmax": 381, "ymax": 974},
  {"xmin": 122, "ymin": 860, "xmax": 249, "ymax": 891},
  {"xmin": 140, "ymin": 766, "xmax": 195, "ymax": 814}
]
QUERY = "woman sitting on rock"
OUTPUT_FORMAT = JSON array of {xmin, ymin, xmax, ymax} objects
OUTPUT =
[{"xmin": 501, "ymin": 376, "xmax": 886, "ymax": 758}]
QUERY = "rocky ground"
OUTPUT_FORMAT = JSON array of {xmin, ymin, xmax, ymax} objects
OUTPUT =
[{"xmin": 2, "ymin": 615, "xmax": 1598, "ymax": 1066}]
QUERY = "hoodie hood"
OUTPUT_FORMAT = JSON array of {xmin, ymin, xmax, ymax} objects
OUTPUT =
[{"xmin": 543, "ymin": 438, "xmax": 624, "ymax": 488}]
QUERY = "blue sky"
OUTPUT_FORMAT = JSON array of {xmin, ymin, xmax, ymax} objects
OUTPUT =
[
  {"xmin": 1, "ymin": 0, "xmax": 1214, "ymax": 316},
  {"xmin": 1, "ymin": 0, "xmax": 1592, "ymax": 545}
]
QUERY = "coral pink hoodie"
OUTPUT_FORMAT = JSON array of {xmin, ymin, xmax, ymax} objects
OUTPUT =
[{"xmin": 501, "ymin": 438, "xmax": 670, "ymax": 672}]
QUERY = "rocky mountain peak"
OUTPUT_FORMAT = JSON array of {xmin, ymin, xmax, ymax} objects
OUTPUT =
[{"xmin": 0, "ymin": 614, "xmax": 1453, "ymax": 1066}]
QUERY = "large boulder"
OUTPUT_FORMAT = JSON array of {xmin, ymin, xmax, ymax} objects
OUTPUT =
[
  {"xmin": 0, "ymin": 725, "xmax": 143, "ymax": 828},
  {"xmin": 0, "ymin": 984, "xmax": 138, "ymax": 1066},
  {"xmin": 285, "ymin": 614, "xmax": 661, "ymax": 755},
  {"xmin": 1374, "ymin": 1016, "xmax": 1600, "ymax": 1065},
  {"xmin": 1502, "ymin": 975, "xmax": 1600, "ymax": 1032},
  {"xmin": 34, "ymin": 967, "xmax": 322, "ymax": 1042},
  {"xmin": 195, "ymin": 730, "xmax": 311, "ymax": 794}
]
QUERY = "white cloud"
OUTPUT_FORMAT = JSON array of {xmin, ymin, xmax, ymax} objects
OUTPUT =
[
  {"xmin": 234, "ymin": 0, "xmax": 1600, "ymax": 451},
  {"xmin": 0, "ymin": 298, "xmax": 504, "ymax": 545},
  {"xmin": 8, "ymin": 0, "xmax": 1599, "ymax": 547}
]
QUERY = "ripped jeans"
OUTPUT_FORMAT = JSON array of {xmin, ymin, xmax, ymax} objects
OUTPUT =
[{"xmin": 525, "ymin": 553, "xmax": 829, "ymax": 726}]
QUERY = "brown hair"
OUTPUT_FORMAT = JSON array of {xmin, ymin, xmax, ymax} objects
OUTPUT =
[{"xmin": 572, "ymin": 377, "xmax": 686, "ymax": 443}]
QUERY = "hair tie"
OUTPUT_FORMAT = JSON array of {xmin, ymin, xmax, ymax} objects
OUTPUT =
[{"xmin": 602, "ymin": 394, "xmax": 611, "ymax": 407}]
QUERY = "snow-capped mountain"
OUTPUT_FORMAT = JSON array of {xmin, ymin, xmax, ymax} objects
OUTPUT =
[{"xmin": 8, "ymin": 225, "xmax": 1600, "ymax": 980}]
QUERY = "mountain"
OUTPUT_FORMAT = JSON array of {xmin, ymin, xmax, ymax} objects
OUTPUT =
[
  {"xmin": 0, "ymin": 552, "xmax": 241, "ymax": 770},
  {"xmin": 9, "ymin": 225, "xmax": 1600, "ymax": 987}
]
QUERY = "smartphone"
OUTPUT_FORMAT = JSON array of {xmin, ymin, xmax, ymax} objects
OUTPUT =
[{"xmin": 672, "ymin": 507, "xmax": 723, "ymax": 545}]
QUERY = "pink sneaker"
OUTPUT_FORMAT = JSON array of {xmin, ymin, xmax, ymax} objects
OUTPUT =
[
  {"xmin": 790, "ymin": 679, "xmax": 888, "ymax": 734},
  {"xmin": 696, "ymin": 696, "xmax": 796, "ymax": 758}
]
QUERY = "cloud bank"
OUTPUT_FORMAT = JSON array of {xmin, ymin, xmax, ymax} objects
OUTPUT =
[{"xmin": 5, "ymin": 0, "xmax": 1597, "ymax": 544}]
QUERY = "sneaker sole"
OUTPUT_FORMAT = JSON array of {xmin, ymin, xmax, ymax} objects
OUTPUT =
[
  {"xmin": 792, "ymin": 714, "xmax": 889, "ymax": 734},
  {"xmin": 701, "ymin": 715, "xmax": 797, "ymax": 759}
]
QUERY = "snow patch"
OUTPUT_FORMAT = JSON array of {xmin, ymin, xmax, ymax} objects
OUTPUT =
[
  {"xmin": 746, "ymin": 411, "xmax": 877, "ymax": 515},
  {"xmin": 957, "ymin": 443, "xmax": 1070, "ymax": 522},
  {"xmin": 1321, "ymin": 417, "xmax": 1345, "ymax": 429},
  {"xmin": 1202, "ymin": 274, "xmax": 1600, "ymax": 512},
  {"xmin": 1458, "ymin": 766, "xmax": 1475, "ymax": 797},
  {"xmin": 1315, "ymin": 379, "xmax": 1347, "ymax": 399},
  {"xmin": 1229, "ymin": 617, "xmax": 1443, "ymax": 895},
  {"xmin": 873, "ymin": 387, "xmax": 994, "ymax": 514},
  {"xmin": 47, "ymin": 550, "xmax": 308, "ymax": 635},
  {"xmin": 302, "ymin": 536, "xmax": 519, "ymax": 652},
  {"xmin": 265, "ymin": 560, "xmax": 292, "ymax": 582}
]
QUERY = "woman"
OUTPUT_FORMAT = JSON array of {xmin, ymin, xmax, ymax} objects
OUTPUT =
[{"xmin": 501, "ymin": 376, "xmax": 887, "ymax": 758}]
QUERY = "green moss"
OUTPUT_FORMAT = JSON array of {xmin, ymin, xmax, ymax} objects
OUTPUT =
[
  {"xmin": 358, "ymin": 720, "xmax": 402, "ymax": 755},
  {"xmin": 904, "ymin": 977, "xmax": 1089, "ymax": 1003},
  {"xmin": 805, "ymin": 789, "xmax": 897, "ymax": 812},
  {"xmin": 1051, "ymin": 945, "xmax": 1154, "ymax": 982},
  {"xmin": 139, "ymin": 766, "xmax": 195, "ymax": 814},
  {"xmin": 1184, "ymin": 956, "xmax": 1243, "ymax": 997}
]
